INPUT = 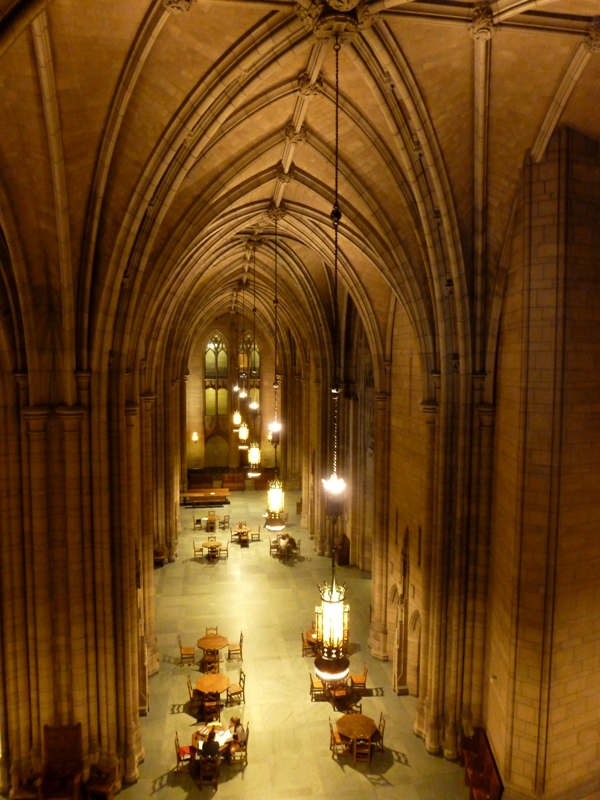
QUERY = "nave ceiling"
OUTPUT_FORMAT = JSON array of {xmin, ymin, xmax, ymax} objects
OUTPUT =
[{"xmin": 1, "ymin": 0, "xmax": 600, "ymax": 399}]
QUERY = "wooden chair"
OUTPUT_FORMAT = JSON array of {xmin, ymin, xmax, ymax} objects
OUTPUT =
[
  {"xmin": 345, "ymin": 701, "xmax": 363, "ymax": 715},
  {"xmin": 187, "ymin": 675, "xmax": 202, "ymax": 717},
  {"xmin": 219, "ymin": 541, "xmax": 229, "ymax": 559},
  {"xmin": 326, "ymin": 680, "xmax": 348, "ymax": 710},
  {"xmin": 301, "ymin": 631, "xmax": 314, "ymax": 657},
  {"xmin": 206, "ymin": 513, "xmax": 217, "ymax": 532},
  {"xmin": 198, "ymin": 754, "xmax": 220, "ymax": 787},
  {"xmin": 84, "ymin": 764, "xmax": 117, "ymax": 800},
  {"xmin": 206, "ymin": 626, "xmax": 218, "ymax": 635},
  {"xmin": 218, "ymin": 514, "xmax": 230, "ymax": 530},
  {"xmin": 230, "ymin": 528, "xmax": 239, "ymax": 543},
  {"xmin": 371, "ymin": 711, "xmax": 385, "ymax": 750},
  {"xmin": 289, "ymin": 537, "xmax": 301, "ymax": 559},
  {"xmin": 269, "ymin": 538, "xmax": 279, "ymax": 557},
  {"xmin": 354, "ymin": 737, "xmax": 371, "ymax": 765},
  {"xmin": 229, "ymin": 723, "xmax": 249, "ymax": 768},
  {"xmin": 193, "ymin": 539, "xmax": 203, "ymax": 559},
  {"xmin": 250, "ymin": 529, "xmax": 261, "ymax": 542},
  {"xmin": 178, "ymin": 636, "xmax": 195, "ymax": 667},
  {"xmin": 10, "ymin": 771, "xmax": 40, "ymax": 799},
  {"xmin": 349, "ymin": 663, "xmax": 368, "ymax": 695},
  {"xmin": 201, "ymin": 697, "xmax": 221, "ymax": 724},
  {"xmin": 227, "ymin": 631, "xmax": 243, "ymax": 661},
  {"xmin": 193, "ymin": 515, "xmax": 203, "ymax": 531},
  {"xmin": 174, "ymin": 731, "xmax": 193, "ymax": 771},
  {"xmin": 202, "ymin": 651, "xmax": 220, "ymax": 674},
  {"xmin": 310, "ymin": 672, "xmax": 325, "ymax": 701},
  {"xmin": 39, "ymin": 723, "xmax": 83, "ymax": 800},
  {"xmin": 227, "ymin": 669, "xmax": 246, "ymax": 705},
  {"xmin": 329, "ymin": 719, "xmax": 351, "ymax": 760}
]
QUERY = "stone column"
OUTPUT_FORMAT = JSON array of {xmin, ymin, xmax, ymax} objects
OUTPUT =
[
  {"xmin": 368, "ymin": 391, "xmax": 391, "ymax": 660},
  {"xmin": 414, "ymin": 403, "xmax": 436, "ymax": 739},
  {"xmin": 56, "ymin": 405, "xmax": 88, "ymax": 733},
  {"xmin": 141, "ymin": 394, "xmax": 159, "ymax": 676}
]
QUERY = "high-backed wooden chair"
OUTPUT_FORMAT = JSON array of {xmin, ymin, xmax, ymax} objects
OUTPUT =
[
  {"xmin": 186, "ymin": 675, "xmax": 202, "ymax": 717},
  {"xmin": 206, "ymin": 513, "xmax": 217, "ymax": 532},
  {"xmin": 178, "ymin": 636, "xmax": 195, "ymax": 667},
  {"xmin": 205, "ymin": 626, "xmax": 218, "ymax": 636},
  {"xmin": 174, "ymin": 731, "xmax": 193, "ymax": 771},
  {"xmin": 371, "ymin": 711, "xmax": 386, "ymax": 751},
  {"xmin": 227, "ymin": 631, "xmax": 243, "ymax": 662},
  {"xmin": 39, "ymin": 723, "xmax": 83, "ymax": 800},
  {"xmin": 349, "ymin": 663, "xmax": 368, "ymax": 695},
  {"xmin": 202, "ymin": 651, "xmax": 220, "ymax": 674},
  {"xmin": 329, "ymin": 719, "xmax": 351, "ymax": 760},
  {"xmin": 218, "ymin": 514, "xmax": 230, "ymax": 530},
  {"xmin": 193, "ymin": 539, "xmax": 203, "ymax": 559},
  {"xmin": 10, "ymin": 770, "xmax": 40, "ymax": 799},
  {"xmin": 301, "ymin": 631, "xmax": 314, "ymax": 657},
  {"xmin": 83, "ymin": 763, "xmax": 117, "ymax": 800},
  {"xmin": 201, "ymin": 696, "xmax": 221, "ymax": 724},
  {"xmin": 353, "ymin": 737, "xmax": 371, "ymax": 765},
  {"xmin": 229, "ymin": 723, "xmax": 249, "ymax": 768},
  {"xmin": 310, "ymin": 672, "xmax": 325, "ymax": 702},
  {"xmin": 227, "ymin": 670, "xmax": 245, "ymax": 705},
  {"xmin": 269, "ymin": 538, "xmax": 279, "ymax": 557},
  {"xmin": 198, "ymin": 754, "xmax": 220, "ymax": 787}
]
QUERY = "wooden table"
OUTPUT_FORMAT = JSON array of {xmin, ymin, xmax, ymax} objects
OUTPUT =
[
  {"xmin": 336, "ymin": 713, "xmax": 378, "ymax": 742},
  {"xmin": 197, "ymin": 634, "xmax": 229, "ymax": 652},
  {"xmin": 196, "ymin": 673, "xmax": 230, "ymax": 695},
  {"xmin": 192, "ymin": 725, "xmax": 234, "ymax": 751},
  {"xmin": 201, "ymin": 540, "xmax": 222, "ymax": 559}
]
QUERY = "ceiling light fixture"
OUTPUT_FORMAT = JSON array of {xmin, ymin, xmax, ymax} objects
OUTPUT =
[{"xmin": 322, "ymin": 33, "xmax": 346, "ymax": 518}]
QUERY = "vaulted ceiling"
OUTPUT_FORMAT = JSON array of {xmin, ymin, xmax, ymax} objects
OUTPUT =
[{"xmin": 1, "ymin": 0, "xmax": 600, "ymax": 395}]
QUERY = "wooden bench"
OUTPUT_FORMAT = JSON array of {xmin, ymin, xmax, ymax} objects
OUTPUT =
[{"xmin": 462, "ymin": 727, "xmax": 503, "ymax": 800}]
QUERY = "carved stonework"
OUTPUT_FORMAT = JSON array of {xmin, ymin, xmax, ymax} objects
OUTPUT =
[
  {"xmin": 163, "ymin": 0, "xmax": 195, "ymax": 13},
  {"xmin": 266, "ymin": 200, "xmax": 287, "ymax": 221},
  {"xmin": 286, "ymin": 123, "xmax": 308, "ymax": 144},
  {"xmin": 469, "ymin": 3, "xmax": 494, "ymax": 41},
  {"xmin": 298, "ymin": 71, "xmax": 323, "ymax": 96},
  {"xmin": 276, "ymin": 164, "xmax": 294, "ymax": 185},
  {"xmin": 295, "ymin": 0, "xmax": 376, "ymax": 41},
  {"xmin": 586, "ymin": 18, "xmax": 600, "ymax": 53}
]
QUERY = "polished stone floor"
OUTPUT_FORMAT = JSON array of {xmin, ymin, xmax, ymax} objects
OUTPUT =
[{"xmin": 122, "ymin": 489, "xmax": 466, "ymax": 799}]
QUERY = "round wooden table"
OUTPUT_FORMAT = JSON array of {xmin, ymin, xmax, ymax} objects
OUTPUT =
[
  {"xmin": 336, "ymin": 713, "xmax": 377, "ymax": 741},
  {"xmin": 196, "ymin": 673, "xmax": 230, "ymax": 694},
  {"xmin": 201, "ymin": 540, "xmax": 222, "ymax": 559},
  {"xmin": 197, "ymin": 634, "xmax": 229, "ymax": 651}
]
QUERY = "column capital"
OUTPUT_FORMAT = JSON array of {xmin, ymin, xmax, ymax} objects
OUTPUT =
[
  {"xmin": 56, "ymin": 405, "xmax": 85, "ymax": 434},
  {"xmin": 22, "ymin": 405, "xmax": 51, "ymax": 435}
]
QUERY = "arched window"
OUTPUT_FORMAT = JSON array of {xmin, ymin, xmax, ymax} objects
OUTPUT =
[{"xmin": 204, "ymin": 333, "xmax": 229, "ymax": 419}]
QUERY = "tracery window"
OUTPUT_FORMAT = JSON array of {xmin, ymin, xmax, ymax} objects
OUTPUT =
[{"xmin": 205, "ymin": 332, "xmax": 228, "ymax": 415}]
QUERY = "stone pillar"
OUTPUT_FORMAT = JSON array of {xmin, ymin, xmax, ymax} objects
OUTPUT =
[
  {"xmin": 414, "ymin": 403, "xmax": 436, "ymax": 740},
  {"xmin": 141, "ymin": 394, "xmax": 159, "ymax": 676},
  {"xmin": 369, "ymin": 392, "xmax": 390, "ymax": 660},
  {"xmin": 55, "ymin": 406, "xmax": 88, "ymax": 731}
]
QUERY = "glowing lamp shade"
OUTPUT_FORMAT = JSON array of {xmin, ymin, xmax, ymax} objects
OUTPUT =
[
  {"xmin": 233, "ymin": 410, "xmax": 242, "ymax": 427},
  {"xmin": 238, "ymin": 422, "xmax": 249, "ymax": 442},
  {"xmin": 265, "ymin": 476, "xmax": 285, "ymax": 531},
  {"xmin": 268, "ymin": 420, "xmax": 282, "ymax": 446},
  {"xmin": 314, "ymin": 570, "xmax": 350, "ymax": 681},
  {"xmin": 191, "ymin": 431, "xmax": 199, "ymax": 443},
  {"xmin": 239, "ymin": 388, "xmax": 248, "ymax": 399},
  {"xmin": 248, "ymin": 442, "xmax": 261, "ymax": 468},
  {"xmin": 322, "ymin": 472, "xmax": 346, "ymax": 519}
]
